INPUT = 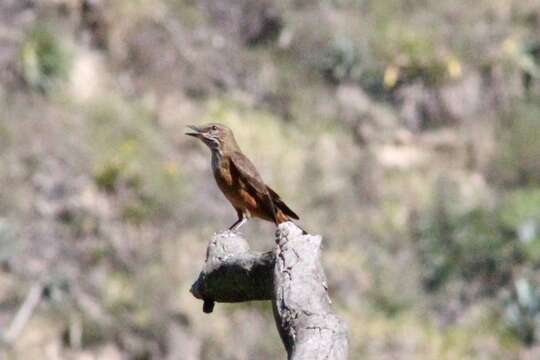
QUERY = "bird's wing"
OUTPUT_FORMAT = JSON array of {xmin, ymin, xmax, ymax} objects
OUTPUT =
[
  {"xmin": 229, "ymin": 151, "xmax": 268, "ymax": 195},
  {"xmin": 230, "ymin": 151, "xmax": 300, "ymax": 221},
  {"xmin": 229, "ymin": 151, "xmax": 278, "ymax": 221}
]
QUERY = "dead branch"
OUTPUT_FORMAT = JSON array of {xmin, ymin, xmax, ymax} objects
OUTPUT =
[{"xmin": 190, "ymin": 222, "xmax": 348, "ymax": 359}]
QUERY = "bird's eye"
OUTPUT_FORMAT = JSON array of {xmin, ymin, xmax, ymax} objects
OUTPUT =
[{"xmin": 211, "ymin": 125, "xmax": 217, "ymax": 131}]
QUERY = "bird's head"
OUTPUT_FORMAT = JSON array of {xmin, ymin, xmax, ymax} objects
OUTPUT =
[{"xmin": 185, "ymin": 123, "xmax": 237, "ymax": 153}]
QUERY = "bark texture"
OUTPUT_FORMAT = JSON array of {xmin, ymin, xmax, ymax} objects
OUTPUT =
[{"xmin": 190, "ymin": 222, "xmax": 348, "ymax": 359}]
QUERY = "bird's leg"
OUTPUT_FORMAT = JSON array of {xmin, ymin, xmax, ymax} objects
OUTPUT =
[
  {"xmin": 228, "ymin": 218, "xmax": 246, "ymax": 231},
  {"xmin": 228, "ymin": 209, "xmax": 247, "ymax": 232}
]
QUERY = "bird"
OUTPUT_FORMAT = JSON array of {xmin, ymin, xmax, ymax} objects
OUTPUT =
[{"xmin": 185, "ymin": 123, "xmax": 301, "ymax": 232}]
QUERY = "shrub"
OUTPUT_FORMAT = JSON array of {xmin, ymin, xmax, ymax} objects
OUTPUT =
[
  {"xmin": 491, "ymin": 101, "xmax": 540, "ymax": 187},
  {"xmin": 87, "ymin": 95, "xmax": 185, "ymax": 223},
  {"xmin": 416, "ymin": 181, "xmax": 520, "ymax": 293},
  {"xmin": 20, "ymin": 24, "xmax": 72, "ymax": 92},
  {"xmin": 499, "ymin": 188, "xmax": 540, "ymax": 265},
  {"xmin": 504, "ymin": 278, "xmax": 540, "ymax": 345}
]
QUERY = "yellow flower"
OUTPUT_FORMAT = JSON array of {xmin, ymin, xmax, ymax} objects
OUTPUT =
[
  {"xmin": 502, "ymin": 37, "xmax": 518, "ymax": 55},
  {"xmin": 446, "ymin": 57, "xmax": 462, "ymax": 79},
  {"xmin": 119, "ymin": 139, "xmax": 137, "ymax": 154},
  {"xmin": 384, "ymin": 65, "xmax": 400, "ymax": 89}
]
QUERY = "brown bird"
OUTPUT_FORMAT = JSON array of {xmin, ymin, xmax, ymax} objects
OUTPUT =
[{"xmin": 185, "ymin": 123, "xmax": 300, "ymax": 231}]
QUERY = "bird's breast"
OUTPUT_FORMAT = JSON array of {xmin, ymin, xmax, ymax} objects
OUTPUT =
[
  {"xmin": 211, "ymin": 154, "xmax": 234, "ymax": 191},
  {"xmin": 211, "ymin": 156, "xmax": 259, "ymax": 212}
]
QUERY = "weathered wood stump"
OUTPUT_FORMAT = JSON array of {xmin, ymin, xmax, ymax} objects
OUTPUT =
[{"xmin": 190, "ymin": 222, "xmax": 348, "ymax": 360}]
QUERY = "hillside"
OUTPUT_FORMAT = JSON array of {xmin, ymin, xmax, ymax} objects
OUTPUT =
[{"xmin": 1, "ymin": 0, "xmax": 540, "ymax": 358}]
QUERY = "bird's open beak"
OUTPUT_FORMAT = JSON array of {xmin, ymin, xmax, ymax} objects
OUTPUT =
[{"xmin": 185, "ymin": 125, "xmax": 202, "ymax": 138}]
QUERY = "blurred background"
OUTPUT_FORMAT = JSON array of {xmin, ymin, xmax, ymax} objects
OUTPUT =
[{"xmin": 1, "ymin": 0, "xmax": 540, "ymax": 359}]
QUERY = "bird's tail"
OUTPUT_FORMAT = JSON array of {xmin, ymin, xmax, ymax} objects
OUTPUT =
[
  {"xmin": 267, "ymin": 186, "xmax": 299, "ymax": 220},
  {"xmin": 266, "ymin": 186, "xmax": 305, "ymax": 234}
]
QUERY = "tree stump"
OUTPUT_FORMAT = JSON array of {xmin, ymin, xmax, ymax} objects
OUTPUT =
[{"xmin": 190, "ymin": 222, "xmax": 348, "ymax": 359}]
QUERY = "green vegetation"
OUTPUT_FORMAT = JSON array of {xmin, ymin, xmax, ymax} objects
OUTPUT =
[
  {"xmin": 87, "ymin": 95, "xmax": 185, "ymax": 223},
  {"xmin": 504, "ymin": 278, "xmax": 540, "ymax": 345},
  {"xmin": 492, "ymin": 102, "xmax": 540, "ymax": 187},
  {"xmin": 417, "ymin": 187, "xmax": 515, "ymax": 293},
  {"xmin": 20, "ymin": 24, "xmax": 72, "ymax": 92}
]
